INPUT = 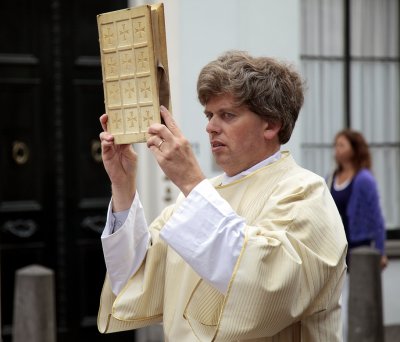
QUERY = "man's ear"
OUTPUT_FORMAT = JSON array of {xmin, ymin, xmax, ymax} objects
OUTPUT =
[{"xmin": 264, "ymin": 121, "xmax": 282, "ymax": 141}]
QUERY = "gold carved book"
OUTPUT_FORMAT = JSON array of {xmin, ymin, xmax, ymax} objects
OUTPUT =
[{"xmin": 97, "ymin": 3, "xmax": 170, "ymax": 144}]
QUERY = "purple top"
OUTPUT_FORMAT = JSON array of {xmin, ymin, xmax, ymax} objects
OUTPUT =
[
  {"xmin": 331, "ymin": 177, "xmax": 353, "ymax": 241},
  {"xmin": 332, "ymin": 169, "xmax": 386, "ymax": 255}
]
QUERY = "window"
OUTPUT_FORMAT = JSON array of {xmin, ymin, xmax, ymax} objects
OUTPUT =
[{"xmin": 300, "ymin": 0, "xmax": 400, "ymax": 234}]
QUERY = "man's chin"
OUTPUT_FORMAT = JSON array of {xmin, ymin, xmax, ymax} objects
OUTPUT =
[{"xmin": 214, "ymin": 158, "xmax": 231, "ymax": 172}]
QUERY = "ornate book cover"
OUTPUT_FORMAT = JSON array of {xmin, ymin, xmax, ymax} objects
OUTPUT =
[{"xmin": 97, "ymin": 3, "xmax": 171, "ymax": 144}]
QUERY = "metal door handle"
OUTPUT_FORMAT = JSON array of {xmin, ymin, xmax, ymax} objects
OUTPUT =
[
  {"xmin": 91, "ymin": 139, "xmax": 102, "ymax": 163},
  {"xmin": 12, "ymin": 141, "xmax": 30, "ymax": 165}
]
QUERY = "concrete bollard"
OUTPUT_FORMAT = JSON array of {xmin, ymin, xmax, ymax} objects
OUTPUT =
[
  {"xmin": 12, "ymin": 265, "xmax": 56, "ymax": 342},
  {"xmin": 348, "ymin": 247, "xmax": 384, "ymax": 342}
]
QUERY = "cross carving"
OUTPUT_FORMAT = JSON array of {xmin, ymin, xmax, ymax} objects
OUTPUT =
[
  {"xmin": 142, "ymin": 110, "xmax": 153, "ymax": 127},
  {"xmin": 137, "ymin": 51, "xmax": 148, "ymax": 70},
  {"xmin": 111, "ymin": 115, "xmax": 122, "ymax": 129},
  {"xmin": 104, "ymin": 27, "xmax": 114, "ymax": 44},
  {"xmin": 119, "ymin": 23, "xmax": 129, "ymax": 40},
  {"xmin": 127, "ymin": 111, "xmax": 138, "ymax": 128},
  {"xmin": 135, "ymin": 22, "xmax": 145, "ymax": 38},
  {"xmin": 140, "ymin": 81, "xmax": 151, "ymax": 98},
  {"xmin": 121, "ymin": 54, "xmax": 133, "ymax": 71},
  {"xmin": 107, "ymin": 56, "xmax": 117, "ymax": 74},
  {"xmin": 109, "ymin": 84, "xmax": 120, "ymax": 101},
  {"xmin": 124, "ymin": 82, "xmax": 135, "ymax": 98}
]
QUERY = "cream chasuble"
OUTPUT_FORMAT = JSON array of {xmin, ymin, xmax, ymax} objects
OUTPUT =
[{"xmin": 98, "ymin": 152, "xmax": 347, "ymax": 341}]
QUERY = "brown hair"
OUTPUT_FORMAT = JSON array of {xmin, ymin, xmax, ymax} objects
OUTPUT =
[
  {"xmin": 197, "ymin": 50, "xmax": 305, "ymax": 144},
  {"xmin": 335, "ymin": 129, "xmax": 372, "ymax": 173}
]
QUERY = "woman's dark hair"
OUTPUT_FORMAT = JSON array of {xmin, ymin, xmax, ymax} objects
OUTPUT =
[{"xmin": 335, "ymin": 129, "xmax": 372, "ymax": 173}]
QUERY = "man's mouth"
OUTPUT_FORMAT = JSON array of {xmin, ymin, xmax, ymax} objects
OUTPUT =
[{"xmin": 211, "ymin": 140, "xmax": 226, "ymax": 151}]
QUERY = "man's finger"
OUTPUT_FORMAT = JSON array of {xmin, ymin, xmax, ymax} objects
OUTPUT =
[
  {"xmin": 100, "ymin": 114, "xmax": 108, "ymax": 132},
  {"xmin": 160, "ymin": 105, "xmax": 182, "ymax": 137}
]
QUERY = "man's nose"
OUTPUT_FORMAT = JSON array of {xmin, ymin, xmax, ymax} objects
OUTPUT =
[{"xmin": 206, "ymin": 117, "xmax": 220, "ymax": 134}]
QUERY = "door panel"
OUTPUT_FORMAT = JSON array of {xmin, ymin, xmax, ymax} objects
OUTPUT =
[
  {"xmin": 63, "ymin": 0, "xmax": 132, "ymax": 340},
  {"xmin": 0, "ymin": 0, "xmax": 53, "ymax": 340},
  {"xmin": 1, "ymin": 0, "xmax": 136, "ymax": 341}
]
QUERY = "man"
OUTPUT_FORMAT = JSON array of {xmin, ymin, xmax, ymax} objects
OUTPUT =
[{"xmin": 98, "ymin": 51, "xmax": 347, "ymax": 341}]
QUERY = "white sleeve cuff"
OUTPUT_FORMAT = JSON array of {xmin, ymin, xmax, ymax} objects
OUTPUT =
[
  {"xmin": 102, "ymin": 204, "xmax": 129, "ymax": 237},
  {"xmin": 101, "ymin": 192, "xmax": 150, "ymax": 295}
]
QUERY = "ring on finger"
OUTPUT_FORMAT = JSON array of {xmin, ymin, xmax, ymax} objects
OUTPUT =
[{"xmin": 157, "ymin": 139, "xmax": 165, "ymax": 150}]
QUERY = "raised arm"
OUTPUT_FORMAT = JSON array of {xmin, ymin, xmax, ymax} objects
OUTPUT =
[{"xmin": 99, "ymin": 114, "xmax": 138, "ymax": 211}]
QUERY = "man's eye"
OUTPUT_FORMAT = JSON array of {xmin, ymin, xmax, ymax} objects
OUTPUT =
[
  {"xmin": 223, "ymin": 112, "xmax": 234, "ymax": 119},
  {"xmin": 205, "ymin": 113, "xmax": 212, "ymax": 120}
]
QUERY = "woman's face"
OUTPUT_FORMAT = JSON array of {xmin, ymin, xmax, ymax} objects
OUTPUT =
[{"xmin": 334, "ymin": 135, "xmax": 354, "ymax": 165}]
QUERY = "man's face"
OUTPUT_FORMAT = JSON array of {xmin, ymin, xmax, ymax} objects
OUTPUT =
[{"xmin": 204, "ymin": 94, "xmax": 272, "ymax": 177}]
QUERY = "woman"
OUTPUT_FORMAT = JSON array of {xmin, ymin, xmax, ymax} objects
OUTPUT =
[
  {"xmin": 328, "ymin": 129, "xmax": 387, "ymax": 341},
  {"xmin": 329, "ymin": 129, "xmax": 387, "ymax": 267}
]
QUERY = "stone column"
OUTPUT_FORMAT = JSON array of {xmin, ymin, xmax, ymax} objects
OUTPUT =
[
  {"xmin": 348, "ymin": 247, "xmax": 384, "ymax": 342},
  {"xmin": 12, "ymin": 265, "xmax": 56, "ymax": 342}
]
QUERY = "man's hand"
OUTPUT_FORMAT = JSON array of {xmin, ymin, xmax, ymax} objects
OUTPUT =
[
  {"xmin": 99, "ymin": 114, "xmax": 137, "ymax": 211},
  {"xmin": 147, "ymin": 106, "xmax": 205, "ymax": 196}
]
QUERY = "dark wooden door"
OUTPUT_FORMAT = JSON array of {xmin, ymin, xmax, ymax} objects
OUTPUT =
[{"xmin": 0, "ymin": 0, "xmax": 136, "ymax": 341}]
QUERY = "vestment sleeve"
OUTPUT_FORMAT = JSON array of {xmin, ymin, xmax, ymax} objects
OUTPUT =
[
  {"xmin": 183, "ymin": 179, "xmax": 347, "ymax": 340},
  {"xmin": 98, "ymin": 204, "xmax": 175, "ymax": 333},
  {"xmin": 160, "ymin": 179, "xmax": 245, "ymax": 293}
]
